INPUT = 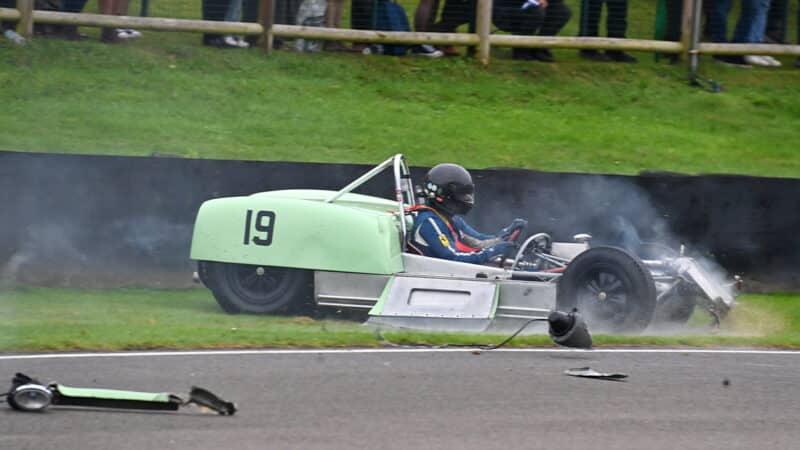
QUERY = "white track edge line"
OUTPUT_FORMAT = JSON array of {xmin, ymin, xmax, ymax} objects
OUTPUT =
[{"xmin": 1, "ymin": 348, "xmax": 799, "ymax": 360}]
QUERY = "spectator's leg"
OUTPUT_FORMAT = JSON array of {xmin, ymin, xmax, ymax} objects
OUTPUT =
[
  {"xmin": 732, "ymin": 0, "xmax": 770, "ymax": 43},
  {"xmin": 764, "ymin": 0, "xmax": 787, "ymax": 42},
  {"xmin": 493, "ymin": 0, "xmax": 546, "ymax": 60},
  {"xmin": 59, "ymin": 0, "xmax": 89, "ymax": 39},
  {"xmin": 578, "ymin": 0, "xmax": 602, "ymax": 37},
  {"xmin": 99, "ymin": 0, "xmax": 119, "ymax": 43},
  {"xmin": 326, "ymin": 0, "xmax": 344, "ymax": 27},
  {"xmin": 0, "ymin": 0, "xmax": 15, "ymax": 33},
  {"xmin": 351, "ymin": 0, "xmax": 374, "ymax": 29},
  {"xmin": 606, "ymin": 0, "xmax": 628, "ymax": 38},
  {"xmin": 664, "ymin": 0, "xmax": 682, "ymax": 41},
  {"xmin": 415, "ymin": 0, "xmax": 440, "ymax": 31},
  {"xmin": 62, "ymin": 0, "xmax": 89, "ymax": 12},
  {"xmin": 241, "ymin": 0, "xmax": 264, "ymax": 46},
  {"xmin": 604, "ymin": 0, "xmax": 636, "ymax": 61},
  {"xmin": 225, "ymin": 0, "xmax": 243, "ymax": 21},
  {"xmin": 323, "ymin": 0, "xmax": 348, "ymax": 50},
  {"xmin": 203, "ymin": 0, "xmax": 229, "ymax": 45},
  {"xmin": 707, "ymin": 0, "xmax": 732, "ymax": 42},
  {"xmin": 539, "ymin": 0, "xmax": 571, "ymax": 36},
  {"xmin": 579, "ymin": 0, "xmax": 610, "ymax": 60},
  {"xmin": 431, "ymin": 0, "xmax": 471, "ymax": 32}
]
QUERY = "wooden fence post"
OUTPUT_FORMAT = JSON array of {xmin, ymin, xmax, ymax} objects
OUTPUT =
[
  {"xmin": 257, "ymin": 0, "xmax": 275, "ymax": 53},
  {"xmin": 17, "ymin": 0, "xmax": 33, "ymax": 38},
  {"xmin": 476, "ymin": 0, "xmax": 492, "ymax": 65},
  {"xmin": 679, "ymin": 0, "xmax": 694, "ymax": 61}
]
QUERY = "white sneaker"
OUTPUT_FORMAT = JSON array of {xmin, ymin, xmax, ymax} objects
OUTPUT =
[
  {"xmin": 115, "ymin": 28, "xmax": 142, "ymax": 39},
  {"xmin": 413, "ymin": 44, "xmax": 443, "ymax": 58},
  {"xmin": 744, "ymin": 55, "xmax": 772, "ymax": 66},
  {"xmin": 223, "ymin": 35, "xmax": 249, "ymax": 48},
  {"xmin": 760, "ymin": 55, "xmax": 782, "ymax": 67}
]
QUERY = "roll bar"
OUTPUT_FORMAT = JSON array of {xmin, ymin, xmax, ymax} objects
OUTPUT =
[{"xmin": 325, "ymin": 154, "xmax": 416, "ymax": 250}]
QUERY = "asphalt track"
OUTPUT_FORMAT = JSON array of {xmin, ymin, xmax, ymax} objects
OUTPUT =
[{"xmin": 1, "ymin": 348, "xmax": 799, "ymax": 450}]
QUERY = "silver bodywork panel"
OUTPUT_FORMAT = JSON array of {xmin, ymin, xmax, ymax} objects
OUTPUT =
[
  {"xmin": 495, "ymin": 281, "xmax": 556, "ymax": 319},
  {"xmin": 401, "ymin": 253, "xmax": 507, "ymax": 279},
  {"xmin": 379, "ymin": 276, "xmax": 498, "ymax": 319},
  {"xmin": 314, "ymin": 271, "xmax": 390, "ymax": 310}
]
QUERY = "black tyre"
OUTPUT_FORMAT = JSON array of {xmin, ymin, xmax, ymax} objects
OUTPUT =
[
  {"xmin": 556, "ymin": 246, "xmax": 657, "ymax": 333},
  {"xmin": 202, "ymin": 261, "xmax": 312, "ymax": 314}
]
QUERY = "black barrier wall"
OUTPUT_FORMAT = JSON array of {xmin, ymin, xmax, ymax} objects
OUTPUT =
[{"xmin": 1, "ymin": 151, "xmax": 798, "ymax": 290}]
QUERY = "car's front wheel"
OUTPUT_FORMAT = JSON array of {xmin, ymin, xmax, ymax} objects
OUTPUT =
[
  {"xmin": 556, "ymin": 246, "xmax": 657, "ymax": 333},
  {"xmin": 201, "ymin": 261, "xmax": 312, "ymax": 314}
]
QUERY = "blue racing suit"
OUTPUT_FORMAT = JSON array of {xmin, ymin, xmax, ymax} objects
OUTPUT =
[{"xmin": 408, "ymin": 206, "xmax": 520, "ymax": 264}]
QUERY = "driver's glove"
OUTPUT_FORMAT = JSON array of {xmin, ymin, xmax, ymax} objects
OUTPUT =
[
  {"xmin": 484, "ymin": 241, "xmax": 516, "ymax": 260},
  {"xmin": 500, "ymin": 218, "xmax": 528, "ymax": 240}
]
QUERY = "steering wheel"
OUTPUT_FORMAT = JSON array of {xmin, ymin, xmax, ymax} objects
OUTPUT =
[{"xmin": 510, "ymin": 233, "xmax": 552, "ymax": 271}]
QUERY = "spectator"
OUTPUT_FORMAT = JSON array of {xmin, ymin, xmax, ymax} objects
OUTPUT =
[
  {"xmin": 203, "ymin": 0, "xmax": 257, "ymax": 47},
  {"xmin": 414, "ymin": 0, "xmax": 571, "ymax": 61},
  {"xmin": 764, "ymin": 0, "xmax": 787, "ymax": 43},
  {"xmin": 221, "ymin": 0, "xmax": 249, "ymax": 47},
  {"xmin": 0, "ymin": 0, "xmax": 16, "ymax": 35},
  {"xmin": 413, "ymin": 0, "xmax": 463, "ymax": 56},
  {"xmin": 494, "ymin": 0, "xmax": 572, "ymax": 62},
  {"xmin": 578, "ymin": 0, "xmax": 637, "ymax": 62},
  {"xmin": 708, "ymin": 0, "xmax": 776, "ymax": 67},
  {"xmin": 60, "ymin": 0, "xmax": 89, "ymax": 40},
  {"xmin": 764, "ymin": 0, "xmax": 798, "ymax": 68},
  {"xmin": 323, "ymin": 0, "xmax": 365, "ymax": 52},
  {"xmin": 99, "ymin": 0, "xmax": 142, "ymax": 43}
]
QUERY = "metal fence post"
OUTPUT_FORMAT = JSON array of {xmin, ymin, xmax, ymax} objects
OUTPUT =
[
  {"xmin": 476, "ymin": 0, "xmax": 492, "ymax": 65},
  {"xmin": 257, "ymin": 0, "xmax": 275, "ymax": 53},
  {"xmin": 688, "ymin": 0, "xmax": 703, "ymax": 75},
  {"xmin": 17, "ymin": 0, "xmax": 33, "ymax": 38}
]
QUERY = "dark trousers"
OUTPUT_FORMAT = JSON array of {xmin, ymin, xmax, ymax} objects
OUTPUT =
[
  {"xmin": 61, "ymin": 0, "xmax": 87, "ymax": 13},
  {"xmin": 203, "ymin": 0, "xmax": 262, "ymax": 42},
  {"xmin": 765, "ymin": 0, "xmax": 799, "ymax": 44},
  {"xmin": 579, "ymin": 0, "xmax": 628, "ymax": 38},
  {"xmin": 351, "ymin": 0, "xmax": 375, "ymax": 29},
  {"xmin": 493, "ymin": 0, "xmax": 571, "ymax": 36}
]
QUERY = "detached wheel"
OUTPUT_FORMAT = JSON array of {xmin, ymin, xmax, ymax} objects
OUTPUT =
[
  {"xmin": 556, "ymin": 246, "xmax": 656, "ymax": 333},
  {"xmin": 202, "ymin": 261, "xmax": 312, "ymax": 314}
]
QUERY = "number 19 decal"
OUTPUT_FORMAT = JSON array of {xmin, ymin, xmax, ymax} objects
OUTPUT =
[{"xmin": 243, "ymin": 210, "xmax": 276, "ymax": 246}]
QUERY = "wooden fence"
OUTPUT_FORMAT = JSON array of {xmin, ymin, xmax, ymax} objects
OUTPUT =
[{"xmin": 1, "ymin": 0, "xmax": 799, "ymax": 67}]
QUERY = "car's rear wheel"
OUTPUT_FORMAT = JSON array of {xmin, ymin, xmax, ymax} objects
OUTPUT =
[
  {"xmin": 556, "ymin": 246, "xmax": 656, "ymax": 333},
  {"xmin": 202, "ymin": 261, "xmax": 312, "ymax": 314}
]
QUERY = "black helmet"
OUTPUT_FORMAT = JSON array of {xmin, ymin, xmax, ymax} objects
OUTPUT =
[{"xmin": 423, "ymin": 163, "xmax": 475, "ymax": 216}]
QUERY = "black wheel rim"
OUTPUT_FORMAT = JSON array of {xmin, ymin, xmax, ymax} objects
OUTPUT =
[
  {"xmin": 575, "ymin": 268, "xmax": 633, "ymax": 328},
  {"xmin": 225, "ymin": 264, "xmax": 294, "ymax": 308}
]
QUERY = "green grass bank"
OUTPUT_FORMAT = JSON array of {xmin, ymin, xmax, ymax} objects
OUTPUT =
[{"xmin": 1, "ymin": 34, "xmax": 799, "ymax": 177}]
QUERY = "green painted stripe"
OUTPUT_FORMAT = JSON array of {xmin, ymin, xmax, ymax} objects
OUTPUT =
[{"xmin": 56, "ymin": 385, "xmax": 172, "ymax": 403}]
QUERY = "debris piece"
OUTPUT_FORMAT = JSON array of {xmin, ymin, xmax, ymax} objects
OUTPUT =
[
  {"xmin": 564, "ymin": 367, "xmax": 628, "ymax": 381},
  {"xmin": 4, "ymin": 373, "xmax": 236, "ymax": 415}
]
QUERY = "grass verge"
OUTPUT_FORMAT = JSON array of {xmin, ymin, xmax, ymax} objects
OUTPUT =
[{"xmin": 1, "ymin": 287, "xmax": 798, "ymax": 351}]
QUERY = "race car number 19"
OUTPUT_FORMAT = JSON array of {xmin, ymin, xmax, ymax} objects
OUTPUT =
[{"xmin": 243, "ymin": 209, "xmax": 275, "ymax": 246}]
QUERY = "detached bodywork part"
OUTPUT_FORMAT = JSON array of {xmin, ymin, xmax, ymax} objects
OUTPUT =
[
  {"xmin": 191, "ymin": 154, "xmax": 737, "ymax": 333},
  {"xmin": 5, "ymin": 373, "xmax": 236, "ymax": 415}
]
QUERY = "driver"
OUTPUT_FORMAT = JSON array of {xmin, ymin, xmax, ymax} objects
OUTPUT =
[{"xmin": 408, "ymin": 163, "xmax": 527, "ymax": 264}]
